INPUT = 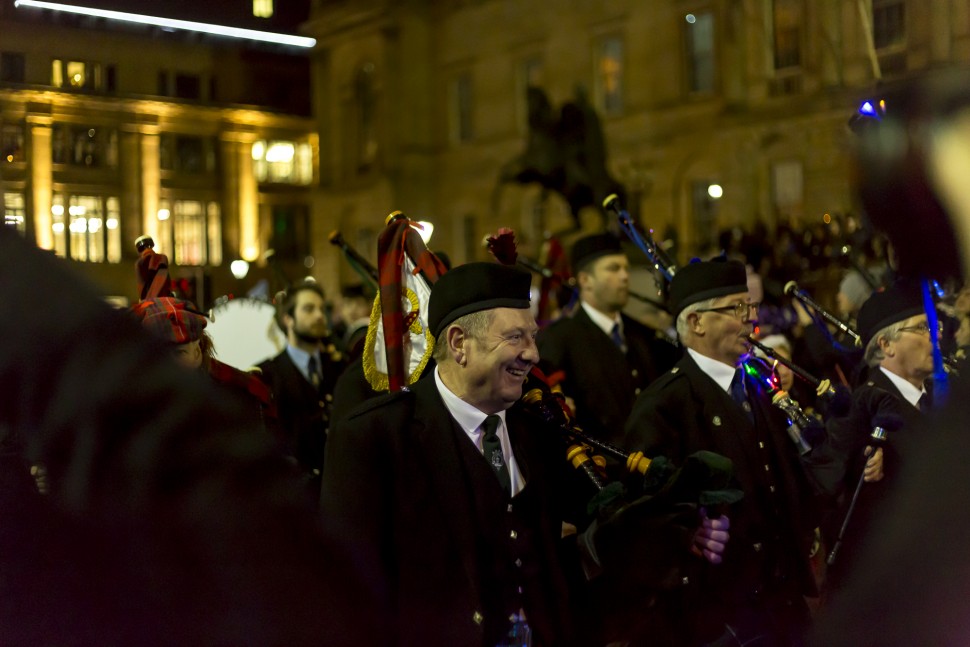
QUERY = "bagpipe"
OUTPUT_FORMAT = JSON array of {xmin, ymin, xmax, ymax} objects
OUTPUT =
[{"xmin": 785, "ymin": 280, "xmax": 863, "ymax": 350}]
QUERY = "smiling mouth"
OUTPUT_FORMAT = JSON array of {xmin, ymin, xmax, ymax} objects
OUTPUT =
[{"xmin": 506, "ymin": 367, "xmax": 527, "ymax": 379}]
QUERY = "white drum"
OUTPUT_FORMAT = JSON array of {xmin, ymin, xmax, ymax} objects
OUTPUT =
[{"xmin": 207, "ymin": 297, "xmax": 287, "ymax": 370}]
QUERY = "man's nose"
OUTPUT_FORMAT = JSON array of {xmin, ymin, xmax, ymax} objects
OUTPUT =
[{"xmin": 521, "ymin": 337, "xmax": 539, "ymax": 363}]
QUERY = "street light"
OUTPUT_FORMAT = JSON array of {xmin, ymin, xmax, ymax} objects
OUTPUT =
[{"xmin": 230, "ymin": 259, "xmax": 250, "ymax": 280}]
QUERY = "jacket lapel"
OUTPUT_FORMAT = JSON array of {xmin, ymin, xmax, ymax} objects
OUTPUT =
[
  {"xmin": 681, "ymin": 354, "xmax": 760, "ymax": 475},
  {"xmin": 408, "ymin": 379, "xmax": 483, "ymax": 606}
]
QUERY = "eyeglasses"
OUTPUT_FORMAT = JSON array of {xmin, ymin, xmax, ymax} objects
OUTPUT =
[
  {"xmin": 695, "ymin": 301, "xmax": 760, "ymax": 320},
  {"xmin": 898, "ymin": 321, "xmax": 943, "ymax": 336}
]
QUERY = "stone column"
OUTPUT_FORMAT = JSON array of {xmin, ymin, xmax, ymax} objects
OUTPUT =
[
  {"xmin": 139, "ymin": 127, "xmax": 161, "ymax": 244},
  {"xmin": 221, "ymin": 131, "xmax": 259, "ymax": 263},
  {"xmin": 27, "ymin": 115, "xmax": 53, "ymax": 250}
]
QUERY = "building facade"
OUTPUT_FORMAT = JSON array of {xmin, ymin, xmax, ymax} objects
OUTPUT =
[
  {"xmin": 305, "ymin": 0, "xmax": 970, "ymax": 283},
  {"xmin": 0, "ymin": 0, "xmax": 317, "ymax": 304}
]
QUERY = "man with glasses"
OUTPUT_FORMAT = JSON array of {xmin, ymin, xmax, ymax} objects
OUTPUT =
[
  {"xmin": 820, "ymin": 282, "xmax": 936, "ymax": 594},
  {"xmin": 624, "ymin": 258, "xmax": 819, "ymax": 646}
]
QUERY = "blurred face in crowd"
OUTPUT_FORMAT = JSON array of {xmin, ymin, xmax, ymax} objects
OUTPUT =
[
  {"xmin": 579, "ymin": 253, "xmax": 630, "ymax": 315},
  {"xmin": 771, "ymin": 345, "xmax": 795, "ymax": 392},
  {"xmin": 454, "ymin": 308, "xmax": 539, "ymax": 414},
  {"xmin": 172, "ymin": 339, "xmax": 203, "ymax": 370},
  {"xmin": 880, "ymin": 314, "xmax": 936, "ymax": 387},
  {"xmin": 688, "ymin": 292, "xmax": 757, "ymax": 366},
  {"xmin": 287, "ymin": 289, "xmax": 328, "ymax": 347}
]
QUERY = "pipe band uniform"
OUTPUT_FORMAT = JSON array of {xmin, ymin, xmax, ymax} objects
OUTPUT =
[
  {"xmin": 624, "ymin": 258, "xmax": 824, "ymax": 646},
  {"xmin": 536, "ymin": 233, "xmax": 679, "ymax": 462}
]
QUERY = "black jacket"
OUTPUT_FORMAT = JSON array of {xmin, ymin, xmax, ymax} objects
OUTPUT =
[
  {"xmin": 538, "ymin": 307, "xmax": 678, "ymax": 448},
  {"xmin": 624, "ymin": 352, "xmax": 818, "ymax": 644},
  {"xmin": 321, "ymin": 376, "xmax": 578, "ymax": 647}
]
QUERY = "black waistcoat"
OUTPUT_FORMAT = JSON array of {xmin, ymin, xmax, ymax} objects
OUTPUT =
[{"xmin": 451, "ymin": 422, "xmax": 556, "ymax": 646}]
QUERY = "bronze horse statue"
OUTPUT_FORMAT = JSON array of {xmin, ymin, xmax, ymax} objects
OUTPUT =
[{"xmin": 493, "ymin": 85, "xmax": 626, "ymax": 237}]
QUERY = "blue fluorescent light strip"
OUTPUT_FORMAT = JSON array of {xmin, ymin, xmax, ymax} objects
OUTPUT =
[{"xmin": 14, "ymin": 0, "xmax": 316, "ymax": 48}]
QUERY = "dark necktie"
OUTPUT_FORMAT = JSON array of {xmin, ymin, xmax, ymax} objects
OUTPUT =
[
  {"xmin": 610, "ymin": 323, "xmax": 626, "ymax": 352},
  {"xmin": 308, "ymin": 355, "xmax": 321, "ymax": 388},
  {"xmin": 482, "ymin": 415, "xmax": 511, "ymax": 496},
  {"xmin": 918, "ymin": 391, "xmax": 932, "ymax": 414},
  {"xmin": 730, "ymin": 369, "xmax": 754, "ymax": 423}
]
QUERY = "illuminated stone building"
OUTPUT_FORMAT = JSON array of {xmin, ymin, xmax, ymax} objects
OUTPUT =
[
  {"xmin": 306, "ymin": 0, "xmax": 970, "ymax": 274},
  {"xmin": 0, "ymin": 0, "xmax": 317, "ymax": 304},
  {"xmin": 5, "ymin": 1, "xmax": 969, "ymax": 301}
]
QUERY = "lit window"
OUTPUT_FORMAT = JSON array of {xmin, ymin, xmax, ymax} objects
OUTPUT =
[
  {"xmin": 685, "ymin": 11, "xmax": 715, "ymax": 94},
  {"xmin": 48, "ymin": 194, "xmax": 119, "ymax": 262},
  {"xmin": 51, "ymin": 59, "xmax": 63, "ymax": 87},
  {"xmin": 595, "ymin": 36, "xmax": 624, "ymax": 115},
  {"xmin": 51, "ymin": 60, "xmax": 102, "ymax": 90},
  {"xmin": 253, "ymin": 0, "xmax": 273, "ymax": 18},
  {"xmin": 251, "ymin": 139, "xmax": 312, "ymax": 185},
  {"xmin": 3, "ymin": 192, "xmax": 26, "ymax": 235},
  {"xmin": 156, "ymin": 199, "xmax": 222, "ymax": 266},
  {"xmin": 66, "ymin": 61, "xmax": 85, "ymax": 88}
]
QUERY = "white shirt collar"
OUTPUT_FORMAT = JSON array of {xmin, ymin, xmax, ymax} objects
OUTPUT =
[
  {"xmin": 433, "ymin": 366, "xmax": 523, "ymax": 494},
  {"xmin": 879, "ymin": 365, "xmax": 926, "ymax": 409},
  {"xmin": 433, "ymin": 365, "xmax": 508, "ymax": 433},
  {"xmin": 687, "ymin": 348, "xmax": 738, "ymax": 393},
  {"xmin": 581, "ymin": 301, "xmax": 622, "ymax": 337}
]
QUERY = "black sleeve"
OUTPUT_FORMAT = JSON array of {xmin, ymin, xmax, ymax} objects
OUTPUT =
[{"xmin": 0, "ymin": 229, "xmax": 384, "ymax": 647}]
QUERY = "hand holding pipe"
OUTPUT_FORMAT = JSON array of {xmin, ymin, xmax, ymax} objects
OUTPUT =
[
  {"xmin": 826, "ymin": 413, "xmax": 902, "ymax": 566},
  {"xmin": 785, "ymin": 281, "xmax": 862, "ymax": 347}
]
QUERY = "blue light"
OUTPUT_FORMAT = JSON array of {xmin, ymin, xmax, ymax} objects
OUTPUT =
[{"xmin": 859, "ymin": 101, "xmax": 877, "ymax": 118}]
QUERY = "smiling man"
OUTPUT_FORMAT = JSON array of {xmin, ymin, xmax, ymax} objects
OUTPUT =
[
  {"xmin": 624, "ymin": 258, "xmax": 820, "ymax": 647},
  {"xmin": 321, "ymin": 262, "xmax": 580, "ymax": 646}
]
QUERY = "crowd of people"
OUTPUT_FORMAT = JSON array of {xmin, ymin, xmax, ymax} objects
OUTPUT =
[{"xmin": 5, "ymin": 67, "xmax": 970, "ymax": 646}]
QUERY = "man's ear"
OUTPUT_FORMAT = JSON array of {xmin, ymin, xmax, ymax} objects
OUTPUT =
[
  {"xmin": 445, "ymin": 325, "xmax": 468, "ymax": 364},
  {"xmin": 878, "ymin": 335, "xmax": 894, "ymax": 356},
  {"xmin": 687, "ymin": 312, "xmax": 703, "ymax": 335}
]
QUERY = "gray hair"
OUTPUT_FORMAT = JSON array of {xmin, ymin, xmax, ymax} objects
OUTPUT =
[
  {"xmin": 432, "ymin": 309, "xmax": 494, "ymax": 362},
  {"xmin": 864, "ymin": 319, "xmax": 907, "ymax": 367},
  {"xmin": 675, "ymin": 298, "xmax": 719, "ymax": 341}
]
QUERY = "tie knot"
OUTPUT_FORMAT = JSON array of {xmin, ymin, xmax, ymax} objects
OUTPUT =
[
  {"xmin": 308, "ymin": 355, "xmax": 321, "ymax": 386},
  {"xmin": 918, "ymin": 391, "xmax": 932, "ymax": 413},
  {"xmin": 483, "ymin": 414, "xmax": 501, "ymax": 438},
  {"xmin": 610, "ymin": 323, "xmax": 625, "ymax": 349}
]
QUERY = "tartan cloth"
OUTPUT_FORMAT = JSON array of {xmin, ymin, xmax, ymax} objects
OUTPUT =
[
  {"xmin": 135, "ymin": 245, "xmax": 173, "ymax": 301},
  {"xmin": 367, "ymin": 214, "xmax": 449, "ymax": 392},
  {"xmin": 132, "ymin": 297, "xmax": 208, "ymax": 345}
]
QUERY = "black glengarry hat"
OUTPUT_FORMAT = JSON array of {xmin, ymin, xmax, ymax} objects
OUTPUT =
[
  {"xmin": 571, "ymin": 233, "xmax": 624, "ymax": 273},
  {"xmin": 668, "ymin": 258, "xmax": 748, "ymax": 318},
  {"xmin": 858, "ymin": 281, "xmax": 927, "ymax": 347},
  {"xmin": 429, "ymin": 262, "xmax": 532, "ymax": 337}
]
